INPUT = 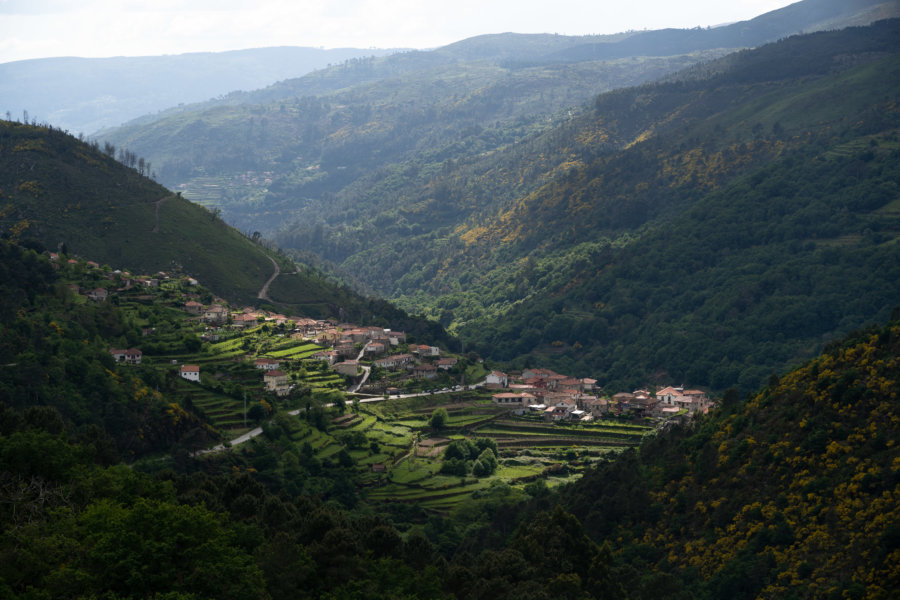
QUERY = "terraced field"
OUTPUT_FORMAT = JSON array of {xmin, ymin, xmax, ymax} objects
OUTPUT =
[
  {"xmin": 324, "ymin": 395, "xmax": 659, "ymax": 513},
  {"xmin": 178, "ymin": 379, "xmax": 248, "ymax": 432}
]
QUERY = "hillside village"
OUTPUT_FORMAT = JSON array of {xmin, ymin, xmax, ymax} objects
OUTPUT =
[{"xmin": 60, "ymin": 252, "xmax": 715, "ymax": 434}]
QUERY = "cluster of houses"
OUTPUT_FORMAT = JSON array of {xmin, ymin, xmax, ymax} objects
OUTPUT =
[
  {"xmin": 51, "ymin": 254, "xmax": 169, "ymax": 301},
  {"xmin": 85, "ymin": 259, "xmax": 716, "ymax": 419},
  {"xmin": 105, "ymin": 289, "xmax": 455, "ymax": 399},
  {"xmin": 67, "ymin": 254, "xmax": 459, "ymax": 401},
  {"xmin": 176, "ymin": 302, "xmax": 454, "ymax": 394},
  {"xmin": 489, "ymin": 368, "xmax": 713, "ymax": 422}
]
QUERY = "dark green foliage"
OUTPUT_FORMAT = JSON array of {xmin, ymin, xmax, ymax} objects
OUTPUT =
[
  {"xmin": 0, "ymin": 241, "xmax": 217, "ymax": 457},
  {"xmin": 440, "ymin": 437, "xmax": 499, "ymax": 477},
  {"xmin": 429, "ymin": 406, "xmax": 449, "ymax": 430}
]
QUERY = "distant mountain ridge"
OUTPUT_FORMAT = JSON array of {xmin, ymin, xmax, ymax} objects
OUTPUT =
[
  {"xmin": 0, "ymin": 46, "xmax": 401, "ymax": 135},
  {"xmin": 108, "ymin": 0, "xmax": 900, "ymax": 123},
  {"xmin": 550, "ymin": 0, "xmax": 897, "ymax": 62}
]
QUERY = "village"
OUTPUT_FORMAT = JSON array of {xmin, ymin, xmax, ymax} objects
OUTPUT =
[
  {"xmin": 62, "ymin": 253, "xmax": 714, "ymax": 429},
  {"xmin": 47, "ymin": 252, "xmax": 721, "ymax": 512}
]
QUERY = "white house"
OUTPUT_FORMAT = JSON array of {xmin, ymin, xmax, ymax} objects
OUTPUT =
[
  {"xmin": 255, "ymin": 358, "xmax": 280, "ymax": 371},
  {"xmin": 180, "ymin": 365, "xmax": 200, "ymax": 382},
  {"xmin": 485, "ymin": 371, "xmax": 509, "ymax": 388}
]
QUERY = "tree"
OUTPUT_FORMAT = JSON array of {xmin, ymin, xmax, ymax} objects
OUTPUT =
[
  {"xmin": 476, "ymin": 447, "xmax": 498, "ymax": 475},
  {"xmin": 429, "ymin": 407, "xmax": 448, "ymax": 430},
  {"xmin": 79, "ymin": 498, "xmax": 266, "ymax": 599},
  {"xmin": 247, "ymin": 403, "xmax": 266, "ymax": 423}
]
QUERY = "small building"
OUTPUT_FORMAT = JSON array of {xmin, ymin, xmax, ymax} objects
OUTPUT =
[
  {"xmin": 613, "ymin": 392, "xmax": 635, "ymax": 412},
  {"xmin": 544, "ymin": 405, "xmax": 570, "ymax": 422},
  {"xmin": 413, "ymin": 345, "xmax": 440, "ymax": 357},
  {"xmin": 264, "ymin": 370, "xmax": 290, "ymax": 396},
  {"xmin": 311, "ymin": 350, "xmax": 336, "ymax": 364},
  {"xmin": 334, "ymin": 343, "xmax": 358, "ymax": 358},
  {"xmin": 183, "ymin": 300, "xmax": 205, "ymax": 315},
  {"xmin": 231, "ymin": 313, "xmax": 258, "ymax": 328},
  {"xmin": 386, "ymin": 331, "xmax": 406, "ymax": 345},
  {"xmin": 485, "ymin": 371, "xmax": 509, "ymax": 388},
  {"xmin": 203, "ymin": 305, "xmax": 228, "ymax": 324},
  {"xmin": 334, "ymin": 360, "xmax": 360, "ymax": 377},
  {"xmin": 413, "ymin": 363, "xmax": 438, "ymax": 380},
  {"xmin": 87, "ymin": 288, "xmax": 108, "ymax": 302},
  {"xmin": 522, "ymin": 367, "xmax": 559, "ymax": 381},
  {"xmin": 255, "ymin": 358, "xmax": 280, "ymax": 371},
  {"xmin": 180, "ymin": 365, "xmax": 200, "ymax": 382},
  {"xmin": 374, "ymin": 354, "xmax": 414, "ymax": 370},
  {"xmin": 364, "ymin": 341, "xmax": 387, "ymax": 356},
  {"xmin": 492, "ymin": 392, "xmax": 538, "ymax": 415},
  {"xmin": 109, "ymin": 348, "xmax": 142, "ymax": 365},
  {"xmin": 435, "ymin": 357, "xmax": 458, "ymax": 370}
]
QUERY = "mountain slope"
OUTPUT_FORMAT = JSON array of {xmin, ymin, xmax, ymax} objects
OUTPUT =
[
  {"xmin": 0, "ymin": 120, "xmax": 276, "ymax": 304},
  {"xmin": 303, "ymin": 20, "xmax": 900, "ymax": 392},
  {"xmin": 0, "ymin": 121, "xmax": 449, "ymax": 338},
  {"xmin": 94, "ymin": 0, "xmax": 896, "ymax": 240},
  {"xmin": 558, "ymin": 318, "xmax": 900, "ymax": 599}
]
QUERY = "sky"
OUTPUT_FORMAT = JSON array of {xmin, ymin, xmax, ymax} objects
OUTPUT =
[{"xmin": 0, "ymin": 0, "xmax": 799, "ymax": 64}]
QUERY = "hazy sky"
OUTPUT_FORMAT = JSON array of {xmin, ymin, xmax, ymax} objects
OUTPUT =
[{"xmin": 0, "ymin": 0, "xmax": 798, "ymax": 64}]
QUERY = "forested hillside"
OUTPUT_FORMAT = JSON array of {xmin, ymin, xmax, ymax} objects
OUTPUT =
[
  {"xmin": 0, "ymin": 121, "xmax": 449, "ymax": 336},
  {"xmin": 557, "ymin": 318, "xmax": 900, "ymax": 599},
  {"xmin": 101, "ymin": 47, "xmax": 721, "ymax": 230},
  {"xmin": 2, "ymin": 238, "xmax": 897, "ymax": 599},
  {"xmin": 278, "ymin": 20, "xmax": 900, "ymax": 393},
  {"xmin": 97, "ymin": 0, "xmax": 897, "ymax": 241},
  {"xmin": 97, "ymin": 19, "xmax": 900, "ymax": 393}
]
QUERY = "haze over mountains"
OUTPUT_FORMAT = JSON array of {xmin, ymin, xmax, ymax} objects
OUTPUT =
[{"xmin": 0, "ymin": 46, "xmax": 401, "ymax": 135}]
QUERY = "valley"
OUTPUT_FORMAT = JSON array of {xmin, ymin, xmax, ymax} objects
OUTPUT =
[
  {"xmin": 2, "ymin": 1, "xmax": 899, "ymax": 598},
  {"xmin": 97, "ymin": 16, "xmax": 900, "ymax": 396}
]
